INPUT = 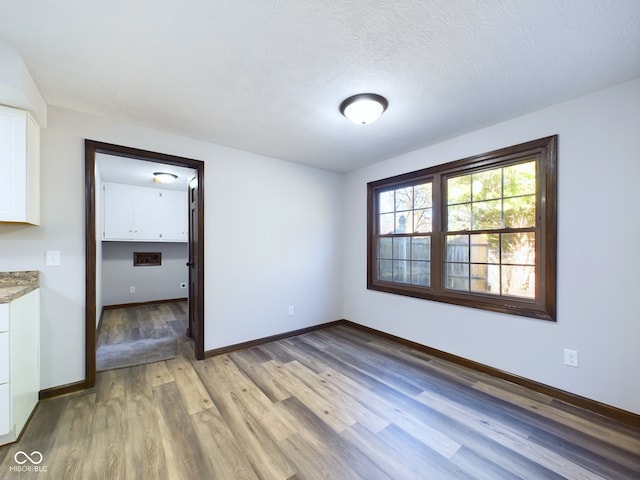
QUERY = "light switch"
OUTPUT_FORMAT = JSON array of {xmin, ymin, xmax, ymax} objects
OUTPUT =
[{"xmin": 46, "ymin": 250, "xmax": 61, "ymax": 266}]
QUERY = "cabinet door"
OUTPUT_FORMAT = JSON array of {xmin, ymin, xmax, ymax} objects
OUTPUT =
[
  {"xmin": 0, "ymin": 383, "xmax": 9, "ymax": 436},
  {"xmin": 133, "ymin": 187, "xmax": 161, "ymax": 240},
  {"xmin": 0, "ymin": 105, "xmax": 39, "ymax": 225},
  {"xmin": 0, "ymin": 332, "xmax": 9, "ymax": 384},
  {"xmin": 158, "ymin": 190, "xmax": 188, "ymax": 241},
  {"xmin": 0, "ymin": 304, "xmax": 8, "ymax": 332},
  {"xmin": 103, "ymin": 183, "xmax": 136, "ymax": 240}
]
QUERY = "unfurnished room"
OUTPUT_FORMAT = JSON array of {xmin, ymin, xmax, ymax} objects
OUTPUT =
[{"xmin": 0, "ymin": 1, "xmax": 639, "ymax": 479}]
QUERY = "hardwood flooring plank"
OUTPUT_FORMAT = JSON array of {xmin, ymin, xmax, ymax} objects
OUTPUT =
[
  {"xmin": 195, "ymin": 355, "xmax": 298, "ymax": 478},
  {"xmin": 190, "ymin": 406, "xmax": 261, "ymax": 480},
  {"xmin": 283, "ymin": 359, "xmax": 389, "ymax": 433},
  {"xmin": 1, "ymin": 323, "xmax": 637, "ymax": 480},
  {"xmin": 196, "ymin": 354, "xmax": 297, "ymax": 442},
  {"xmin": 308, "ymin": 330, "xmax": 428, "ymax": 397},
  {"xmin": 340, "ymin": 421, "xmax": 459, "ymax": 479},
  {"xmin": 276, "ymin": 396, "xmax": 394, "ymax": 480},
  {"xmin": 94, "ymin": 367, "xmax": 125, "ymax": 403},
  {"xmin": 84, "ymin": 397, "xmax": 126, "ymax": 480},
  {"xmin": 164, "ymin": 353, "xmax": 214, "ymax": 415},
  {"xmin": 474, "ymin": 380, "xmax": 640, "ymax": 454},
  {"xmin": 376, "ymin": 423, "xmax": 476, "ymax": 479},
  {"xmin": 449, "ymin": 446, "xmax": 527, "ymax": 480},
  {"xmin": 40, "ymin": 392, "xmax": 98, "ymax": 480},
  {"xmin": 257, "ymin": 341, "xmax": 300, "ymax": 364},
  {"xmin": 318, "ymin": 366, "xmax": 462, "ymax": 458},
  {"xmin": 261, "ymin": 359, "xmax": 353, "ymax": 433},
  {"xmin": 416, "ymin": 388, "xmax": 610, "ymax": 480},
  {"xmin": 527, "ymin": 426, "xmax": 640, "ymax": 480},
  {"xmin": 153, "ymin": 381, "xmax": 211, "ymax": 480},
  {"xmin": 145, "ymin": 359, "xmax": 175, "ymax": 387},
  {"xmin": 229, "ymin": 348, "xmax": 291, "ymax": 403},
  {"xmin": 123, "ymin": 369, "xmax": 169, "ymax": 480}
]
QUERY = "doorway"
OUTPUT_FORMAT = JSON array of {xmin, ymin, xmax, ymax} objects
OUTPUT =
[{"xmin": 84, "ymin": 140, "xmax": 205, "ymax": 388}]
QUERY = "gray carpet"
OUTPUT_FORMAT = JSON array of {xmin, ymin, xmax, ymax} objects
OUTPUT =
[{"xmin": 96, "ymin": 336, "xmax": 177, "ymax": 372}]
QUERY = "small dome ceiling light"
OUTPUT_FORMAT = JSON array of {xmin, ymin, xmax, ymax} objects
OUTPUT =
[
  {"xmin": 340, "ymin": 93, "xmax": 388, "ymax": 125},
  {"xmin": 153, "ymin": 172, "xmax": 178, "ymax": 184}
]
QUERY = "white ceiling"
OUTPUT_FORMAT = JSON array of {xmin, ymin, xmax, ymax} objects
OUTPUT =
[{"xmin": 2, "ymin": 1, "xmax": 639, "ymax": 173}]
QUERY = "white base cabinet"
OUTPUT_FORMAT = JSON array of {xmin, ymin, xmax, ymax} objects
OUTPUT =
[{"xmin": 0, "ymin": 289, "xmax": 40, "ymax": 445}]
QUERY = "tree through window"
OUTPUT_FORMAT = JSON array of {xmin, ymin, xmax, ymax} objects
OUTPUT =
[{"xmin": 367, "ymin": 136, "xmax": 557, "ymax": 320}]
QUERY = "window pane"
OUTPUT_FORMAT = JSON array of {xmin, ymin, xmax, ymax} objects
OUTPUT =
[
  {"xmin": 395, "ymin": 187, "xmax": 412, "ymax": 212},
  {"xmin": 379, "ymin": 190, "xmax": 395, "ymax": 213},
  {"xmin": 471, "ymin": 263, "xmax": 489, "ymax": 293},
  {"xmin": 446, "ymin": 235, "xmax": 469, "ymax": 262},
  {"xmin": 411, "ymin": 237, "xmax": 431, "ymax": 261},
  {"xmin": 378, "ymin": 237, "xmax": 392, "ymax": 259},
  {"xmin": 378, "ymin": 259, "xmax": 392, "ymax": 281},
  {"xmin": 414, "ymin": 208, "xmax": 432, "ymax": 233},
  {"xmin": 502, "ymin": 233, "xmax": 535, "ymax": 265},
  {"xmin": 447, "ymin": 204, "xmax": 471, "ymax": 231},
  {"xmin": 472, "ymin": 199, "xmax": 502, "ymax": 230},
  {"xmin": 472, "ymin": 169, "xmax": 502, "ymax": 201},
  {"xmin": 378, "ymin": 213, "xmax": 394, "ymax": 234},
  {"xmin": 448, "ymin": 175, "xmax": 471, "ymax": 204},
  {"xmin": 445, "ymin": 263, "xmax": 469, "ymax": 291},
  {"xmin": 471, "ymin": 234, "xmax": 499, "ymax": 264},
  {"xmin": 393, "ymin": 260, "xmax": 410, "ymax": 283},
  {"xmin": 411, "ymin": 261, "xmax": 430, "ymax": 286},
  {"xmin": 504, "ymin": 161, "xmax": 536, "ymax": 197},
  {"xmin": 502, "ymin": 265, "xmax": 535, "ymax": 298},
  {"xmin": 395, "ymin": 213, "xmax": 412, "ymax": 233},
  {"xmin": 393, "ymin": 237, "xmax": 410, "ymax": 260},
  {"xmin": 504, "ymin": 195, "xmax": 535, "ymax": 228},
  {"xmin": 414, "ymin": 183, "xmax": 432, "ymax": 209},
  {"xmin": 471, "ymin": 264, "xmax": 500, "ymax": 294}
]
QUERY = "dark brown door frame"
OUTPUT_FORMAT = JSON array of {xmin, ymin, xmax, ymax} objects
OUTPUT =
[{"xmin": 84, "ymin": 140, "xmax": 205, "ymax": 388}]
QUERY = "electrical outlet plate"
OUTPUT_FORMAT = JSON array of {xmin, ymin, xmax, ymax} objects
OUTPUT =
[
  {"xmin": 45, "ymin": 250, "xmax": 61, "ymax": 266},
  {"xmin": 288, "ymin": 306, "xmax": 294, "ymax": 316},
  {"xmin": 564, "ymin": 349, "xmax": 579, "ymax": 367}
]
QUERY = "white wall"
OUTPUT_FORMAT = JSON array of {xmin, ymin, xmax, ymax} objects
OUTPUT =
[
  {"xmin": 101, "ymin": 242, "xmax": 189, "ymax": 305},
  {"xmin": 344, "ymin": 77, "xmax": 640, "ymax": 415},
  {"xmin": 0, "ymin": 106, "xmax": 344, "ymax": 390}
]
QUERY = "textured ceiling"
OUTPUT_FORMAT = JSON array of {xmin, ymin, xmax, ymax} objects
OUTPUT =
[{"xmin": 1, "ymin": 1, "xmax": 639, "ymax": 172}]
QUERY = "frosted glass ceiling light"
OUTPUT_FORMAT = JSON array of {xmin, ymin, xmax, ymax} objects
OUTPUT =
[
  {"xmin": 153, "ymin": 172, "xmax": 178, "ymax": 184},
  {"xmin": 340, "ymin": 93, "xmax": 388, "ymax": 125}
]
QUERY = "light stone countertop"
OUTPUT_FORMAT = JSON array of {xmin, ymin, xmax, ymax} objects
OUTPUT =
[{"xmin": 0, "ymin": 271, "xmax": 40, "ymax": 303}]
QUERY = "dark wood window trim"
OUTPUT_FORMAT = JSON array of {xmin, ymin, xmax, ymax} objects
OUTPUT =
[{"xmin": 367, "ymin": 136, "xmax": 557, "ymax": 321}]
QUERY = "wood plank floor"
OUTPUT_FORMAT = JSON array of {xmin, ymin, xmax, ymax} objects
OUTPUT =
[
  {"xmin": 97, "ymin": 301, "xmax": 188, "ymax": 348},
  {"xmin": 1, "ymin": 320, "xmax": 638, "ymax": 479}
]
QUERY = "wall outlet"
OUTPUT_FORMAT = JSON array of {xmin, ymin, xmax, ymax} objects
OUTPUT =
[
  {"xmin": 564, "ymin": 349, "xmax": 579, "ymax": 367},
  {"xmin": 288, "ymin": 305, "xmax": 295, "ymax": 316},
  {"xmin": 45, "ymin": 250, "xmax": 61, "ymax": 266},
  {"xmin": 180, "ymin": 282, "xmax": 187, "ymax": 289},
  {"xmin": 129, "ymin": 286, "xmax": 135, "ymax": 294}
]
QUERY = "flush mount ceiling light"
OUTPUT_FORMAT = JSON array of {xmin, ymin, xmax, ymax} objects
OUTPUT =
[
  {"xmin": 340, "ymin": 93, "xmax": 388, "ymax": 125},
  {"xmin": 153, "ymin": 172, "xmax": 178, "ymax": 184}
]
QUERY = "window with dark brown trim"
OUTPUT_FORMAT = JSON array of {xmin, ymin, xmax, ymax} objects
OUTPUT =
[{"xmin": 367, "ymin": 136, "xmax": 557, "ymax": 321}]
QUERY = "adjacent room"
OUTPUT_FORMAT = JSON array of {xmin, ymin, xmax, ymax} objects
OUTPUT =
[{"xmin": 0, "ymin": 1, "xmax": 639, "ymax": 478}]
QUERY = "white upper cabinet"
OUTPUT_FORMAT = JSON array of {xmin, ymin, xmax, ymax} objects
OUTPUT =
[
  {"xmin": 103, "ymin": 182, "xmax": 187, "ymax": 242},
  {"xmin": 158, "ymin": 189, "xmax": 188, "ymax": 241},
  {"xmin": 0, "ymin": 105, "xmax": 40, "ymax": 225}
]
